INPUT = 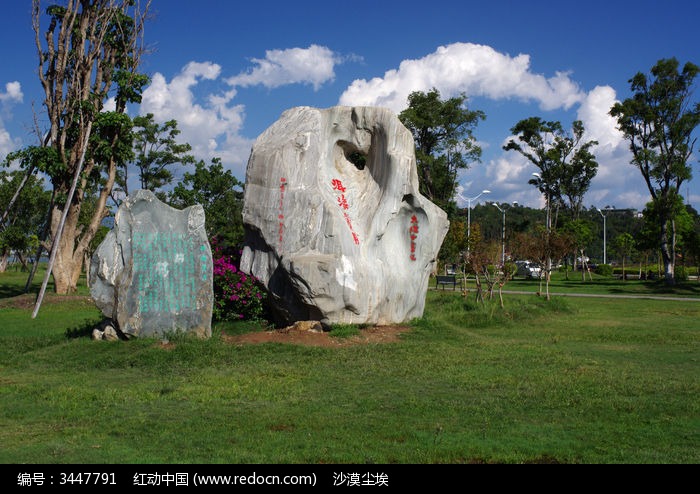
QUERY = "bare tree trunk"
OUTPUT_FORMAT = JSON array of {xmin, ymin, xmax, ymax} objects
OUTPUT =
[
  {"xmin": 24, "ymin": 190, "xmax": 53, "ymax": 293},
  {"xmin": 15, "ymin": 252, "xmax": 30, "ymax": 271},
  {"xmin": 660, "ymin": 220, "xmax": 675, "ymax": 285},
  {"xmin": 0, "ymin": 165, "xmax": 36, "ymax": 228},
  {"xmin": 24, "ymin": 247, "xmax": 43, "ymax": 293},
  {"xmin": 474, "ymin": 273, "xmax": 484, "ymax": 305}
]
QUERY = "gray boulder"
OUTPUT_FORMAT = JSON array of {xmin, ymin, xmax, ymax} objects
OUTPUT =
[
  {"xmin": 89, "ymin": 190, "xmax": 213, "ymax": 338},
  {"xmin": 240, "ymin": 106, "xmax": 449, "ymax": 327}
]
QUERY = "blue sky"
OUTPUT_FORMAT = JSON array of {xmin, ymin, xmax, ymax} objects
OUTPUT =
[{"xmin": 1, "ymin": 0, "xmax": 699, "ymax": 211}]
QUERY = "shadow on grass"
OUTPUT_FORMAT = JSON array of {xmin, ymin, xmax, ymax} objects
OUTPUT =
[
  {"xmin": 65, "ymin": 318, "xmax": 103, "ymax": 339},
  {"xmin": 610, "ymin": 280, "xmax": 700, "ymax": 296},
  {"xmin": 0, "ymin": 284, "xmax": 31, "ymax": 299},
  {"xmin": 651, "ymin": 281, "xmax": 700, "ymax": 295}
]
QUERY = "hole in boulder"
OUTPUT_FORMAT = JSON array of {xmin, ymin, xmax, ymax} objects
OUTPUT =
[
  {"xmin": 338, "ymin": 140, "xmax": 368, "ymax": 170},
  {"xmin": 347, "ymin": 152, "xmax": 366, "ymax": 170}
]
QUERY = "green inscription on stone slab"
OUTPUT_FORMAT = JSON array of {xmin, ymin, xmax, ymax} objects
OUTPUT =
[{"xmin": 132, "ymin": 232, "xmax": 209, "ymax": 314}]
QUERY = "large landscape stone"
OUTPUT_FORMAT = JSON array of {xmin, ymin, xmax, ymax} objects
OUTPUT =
[
  {"xmin": 240, "ymin": 106, "xmax": 449, "ymax": 327},
  {"xmin": 89, "ymin": 190, "xmax": 213, "ymax": 338}
]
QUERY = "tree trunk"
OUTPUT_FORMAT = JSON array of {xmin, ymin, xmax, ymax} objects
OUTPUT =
[
  {"xmin": 659, "ymin": 219, "xmax": 675, "ymax": 285},
  {"xmin": 48, "ymin": 157, "xmax": 116, "ymax": 294},
  {"xmin": 474, "ymin": 273, "xmax": 484, "ymax": 305},
  {"xmin": 0, "ymin": 251, "xmax": 8, "ymax": 272},
  {"xmin": 49, "ymin": 202, "xmax": 82, "ymax": 293}
]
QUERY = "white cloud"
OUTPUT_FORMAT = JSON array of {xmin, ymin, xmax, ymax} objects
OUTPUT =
[
  {"xmin": 0, "ymin": 81, "xmax": 23, "ymax": 104},
  {"xmin": 486, "ymin": 153, "xmax": 530, "ymax": 186},
  {"xmin": 0, "ymin": 81, "xmax": 24, "ymax": 162},
  {"xmin": 482, "ymin": 150, "xmax": 544, "ymax": 208},
  {"xmin": 227, "ymin": 45, "xmax": 340, "ymax": 90},
  {"xmin": 140, "ymin": 61, "xmax": 252, "ymax": 176},
  {"xmin": 338, "ymin": 42, "xmax": 586, "ymax": 113},
  {"xmin": 576, "ymin": 85, "xmax": 624, "ymax": 150},
  {"xmin": 573, "ymin": 85, "xmax": 652, "ymax": 210},
  {"xmin": 0, "ymin": 126, "xmax": 18, "ymax": 163},
  {"xmin": 102, "ymin": 97, "xmax": 117, "ymax": 112}
]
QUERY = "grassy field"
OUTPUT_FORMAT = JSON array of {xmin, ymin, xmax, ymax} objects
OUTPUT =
[{"xmin": 0, "ymin": 268, "xmax": 698, "ymax": 464}]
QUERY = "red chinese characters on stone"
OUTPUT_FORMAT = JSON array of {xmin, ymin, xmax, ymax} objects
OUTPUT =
[
  {"xmin": 409, "ymin": 215, "xmax": 419, "ymax": 261},
  {"xmin": 331, "ymin": 178, "xmax": 346, "ymax": 193},
  {"xmin": 337, "ymin": 195, "xmax": 349, "ymax": 210},
  {"xmin": 278, "ymin": 177, "xmax": 287, "ymax": 244},
  {"xmin": 332, "ymin": 178, "xmax": 359, "ymax": 245}
]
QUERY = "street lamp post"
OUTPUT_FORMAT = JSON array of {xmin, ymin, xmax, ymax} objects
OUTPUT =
[
  {"xmin": 463, "ymin": 189, "xmax": 491, "ymax": 247},
  {"xmin": 492, "ymin": 203, "xmax": 506, "ymax": 267},
  {"xmin": 597, "ymin": 208, "xmax": 607, "ymax": 265},
  {"xmin": 492, "ymin": 202, "xmax": 518, "ymax": 267}
]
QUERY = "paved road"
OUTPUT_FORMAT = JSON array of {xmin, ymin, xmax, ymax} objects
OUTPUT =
[
  {"xmin": 500, "ymin": 290, "xmax": 700, "ymax": 302},
  {"xmin": 431, "ymin": 287, "xmax": 700, "ymax": 302}
]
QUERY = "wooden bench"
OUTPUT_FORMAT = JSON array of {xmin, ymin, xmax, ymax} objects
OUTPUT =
[{"xmin": 436, "ymin": 275, "xmax": 459, "ymax": 290}]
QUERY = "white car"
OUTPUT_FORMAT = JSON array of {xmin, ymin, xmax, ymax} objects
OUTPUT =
[{"xmin": 515, "ymin": 261, "xmax": 542, "ymax": 279}]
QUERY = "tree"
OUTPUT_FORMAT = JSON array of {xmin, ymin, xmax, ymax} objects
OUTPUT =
[
  {"xmin": 169, "ymin": 158, "xmax": 245, "ymax": 248},
  {"xmin": 398, "ymin": 88, "xmax": 485, "ymax": 213},
  {"xmin": 0, "ymin": 170, "xmax": 50, "ymax": 271},
  {"xmin": 610, "ymin": 58, "xmax": 700, "ymax": 285},
  {"xmin": 115, "ymin": 113, "xmax": 195, "ymax": 202},
  {"xmin": 438, "ymin": 217, "xmax": 468, "ymax": 272},
  {"xmin": 638, "ymin": 196, "xmax": 693, "ymax": 278},
  {"xmin": 10, "ymin": 0, "xmax": 152, "ymax": 294},
  {"xmin": 562, "ymin": 219, "xmax": 594, "ymax": 281},
  {"xmin": 559, "ymin": 124, "xmax": 599, "ymax": 219},
  {"xmin": 613, "ymin": 233, "xmax": 636, "ymax": 281},
  {"xmin": 504, "ymin": 118, "xmax": 598, "ymax": 219},
  {"xmin": 504, "ymin": 118, "xmax": 598, "ymax": 276},
  {"xmin": 681, "ymin": 205, "xmax": 700, "ymax": 282},
  {"xmin": 511, "ymin": 227, "xmax": 573, "ymax": 301}
]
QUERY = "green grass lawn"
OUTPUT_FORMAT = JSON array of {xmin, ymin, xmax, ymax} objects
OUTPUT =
[{"xmin": 0, "ymin": 269, "xmax": 698, "ymax": 464}]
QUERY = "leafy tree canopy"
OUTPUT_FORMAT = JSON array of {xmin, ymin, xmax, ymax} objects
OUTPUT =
[
  {"xmin": 399, "ymin": 88, "xmax": 484, "ymax": 214},
  {"xmin": 169, "ymin": 158, "xmax": 245, "ymax": 248},
  {"xmin": 504, "ymin": 117, "xmax": 598, "ymax": 220}
]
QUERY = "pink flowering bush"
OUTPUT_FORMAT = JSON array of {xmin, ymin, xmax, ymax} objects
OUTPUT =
[{"xmin": 211, "ymin": 238, "xmax": 267, "ymax": 321}]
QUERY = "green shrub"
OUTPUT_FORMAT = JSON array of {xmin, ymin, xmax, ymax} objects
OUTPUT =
[
  {"xmin": 595, "ymin": 264, "xmax": 613, "ymax": 277},
  {"xmin": 675, "ymin": 266, "xmax": 689, "ymax": 281}
]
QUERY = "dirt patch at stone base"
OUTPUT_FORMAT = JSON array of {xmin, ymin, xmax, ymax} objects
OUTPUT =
[
  {"xmin": 221, "ymin": 325, "xmax": 412, "ymax": 347},
  {"xmin": 0, "ymin": 293, "xmax": 94, "ymax": 310}
]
